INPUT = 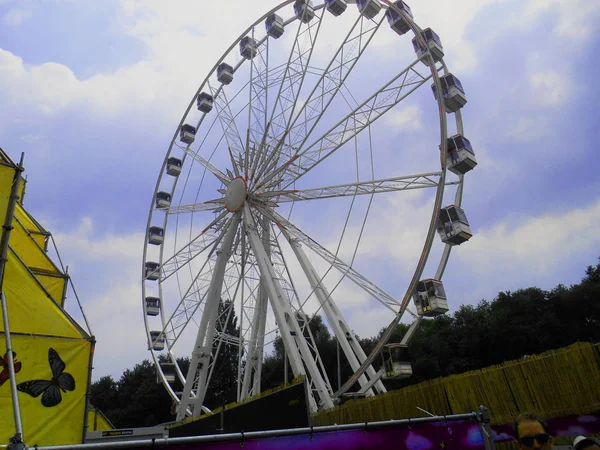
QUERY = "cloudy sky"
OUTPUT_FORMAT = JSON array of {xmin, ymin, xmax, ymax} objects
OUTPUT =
[{"xmin": 1, "ymin": 0, "xmax": 599, "ymax": 383}]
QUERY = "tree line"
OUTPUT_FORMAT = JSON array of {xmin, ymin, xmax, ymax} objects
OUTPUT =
[{"xmin": 90, "ymin": 259, "xmax": 600, "ymax": 428}]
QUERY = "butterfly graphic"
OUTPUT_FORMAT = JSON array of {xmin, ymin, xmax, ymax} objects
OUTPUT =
[
  {"xmin": 17, "ymin": 348, "xmax": 75, "ymax": 407},
  {"xmin": 0, "ymin": 351, "xmax": 22, "ymax": 386}
]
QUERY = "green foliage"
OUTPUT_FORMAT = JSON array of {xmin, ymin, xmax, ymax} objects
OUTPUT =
[{"xmin": 91, "ymin": 258, "xmax": 600, "ymax": 428}]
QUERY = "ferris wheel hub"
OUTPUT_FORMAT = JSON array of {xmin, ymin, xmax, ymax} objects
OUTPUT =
[{"xmin": 224, "ymin": 176, "xmax": 247, "ymax": 212}]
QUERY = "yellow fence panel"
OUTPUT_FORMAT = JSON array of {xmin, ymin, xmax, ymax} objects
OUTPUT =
[{"xmin": 312, "ymin": 343, "xmax": 600, "ymax": 427}]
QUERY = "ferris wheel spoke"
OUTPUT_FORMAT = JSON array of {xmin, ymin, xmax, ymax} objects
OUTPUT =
[
  {"xmin": 183, "ymin": 147, "xmax": 231, "ymax": 186},
  {"xmin": 162, "ymin": 255, "xmax": 217, "ymax": 348},
  {"xmin": 261, "ymin": 172, "xmax": 459, "ymax": 202},
  {"xmin": 252, "ymin": 7, "xmax": 325, "ymax": 185},
  {"xmin": 243, "ymin": 203, "xmax": 333, "ymax": 411},
  {"xmin": 280, "ymin": 14, "xmax": 385, "ymax": 172},
  {"xmin": 278, "ymin": 59, "xmax": 437, "ymax": 189},
  {"xmin": 245, "ymin": 31, "xmax": 270, "ymax": 178},
  {"xmin": 159, "ymin": 210, "xmax": 230, "ymax": 281},
  {"xmin": 284, "ymin": 226, "xmax": 386, "ymax": 395},
  {"xmin": 161, "ymin": 199, "xmax": 224, "ymax": 215},
  {"xmin": 179, "ymin": 211, "xmax": 242, "ymax": 420},
  {"xmin": 268, "ymin": 209, "xmax": 401, "ymax": 312},
  {"xmin": 208, "ymin": 81, "xmax": 246, "ymax": 175},
  {"xmin": 267, "ymin": 223, "xmax": 334, "ymax": 394}
]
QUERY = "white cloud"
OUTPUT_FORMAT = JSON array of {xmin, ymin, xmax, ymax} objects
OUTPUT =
[
  {"xmin": 52, "ymin": 217, "xmax": 149, "ymax": 380},
  {"xmin": 384, "ymin": 105, "xmax": 422, "ymax": 132},
  {"xmin": 528, "ymin": 71, "xmax": 570, "ymax": 106},
  {"xmin": 523, "ymin": 0, "xmax": 600, "ymax": 43},
  {"xmin": 2, "ymin": 8, "xmax": 31, "ymax": 26},
  {"xmin": 507, "ymin": 116, "xmax": 549, "ymax": 142},
  {"xmin": 457, "ymin": 199, "xmax": 600, "ymax": 280}
]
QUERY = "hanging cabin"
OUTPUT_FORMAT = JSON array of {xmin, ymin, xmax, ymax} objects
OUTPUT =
[
  {"xmin": 145, "ymin": 296, "xmax": 160, "ymax": 316},
  {"xmin": 240, "ymin": 36, "xmax": 258, "ymax": 60},
  {"xmin": 166, "ymin": 156, "xmax": 182, "ymax": 176},
  {"xmin": 412, "ymin": 28, "xmax": 444, "ymax": 66},
  {"xmin": 325, "ymin": 0, "xmax": 347, "ymax": 16},
  {"xmin": 144, "ymin": 262, "xmax": 161, "ymax": 281},
  {"xmin": 149, "ymin": 331, "xmax": 165, "ymax": 351},
  {"xmin": 179, "ymin": 124, "xmax": 196, "ymax": 144},
  {"xmin": 383, "ymin": 343, "xmax": 413, "ymax": 380},
  {"xmin": 431, "ymin": 74, "xmax": 467, "ymax": 113},
  {"xmin": 196, "ymin": 92, "xmax": 214, "ymax": 113},
  {"xmin": 357, "ymin": 0, "xmax": 381, "ymax": 19},
  {"xmin": 413, "ymin": 279, "xmax": 449, "ymax": 316},
  {"xmin": 155, "ymin": 191, "xmax": 172, "ymax": 209},
  {"xmin": 436, "ymin": 205, "xmax": 472, "ymax": 245},
  {"xmin": 386, "ymin": 1, "xmax": 413, "ymax": 36},
  {"xmin": 266, "ymin": 13, "xmax": 285, "ymax": 38},
  {"xmin": 217, "ymin": 63, "xmax": 234, "ymax": 85},
  {"xmin": 148, "ymin": 226, "xmax": 164, "ymax": 245},
  {"xmin": 446, "ymin": 134, "xmax": 477, "ymax": 175},
  {"xmin": 294, "ymin": 0, "xmax": 315, "ymax": 23}
]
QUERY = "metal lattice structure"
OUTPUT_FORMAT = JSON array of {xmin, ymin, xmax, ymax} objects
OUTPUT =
[{"xmin": 142, "ymin": 0, "xmax": 474, "ymax": 421}]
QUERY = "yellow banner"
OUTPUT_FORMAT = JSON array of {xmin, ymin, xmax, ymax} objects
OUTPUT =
[
  {"xmin": 1, "ymin": 248, "xmax": 83, "ymax": 339},
  {"xmin": 0, "ymin": 335, "xmax": 92, "ymax": 445},
  {"xmin": 0, "ymin": 164, "xmax": 15, "ymax": 242},
  {"xmin": 14, "ymin": 203, "xmax": 48, "ymax": 249},
  {"xmin": 34, "ymin": 273, "xmax": 67, "ymax": 308},
  {"xmin": 11, "ymin": 213, "xmax": 57, "ymax": 274},
  {"xmin": 87, "ymin": 406, "xmax": 113, "ymax": 431}
]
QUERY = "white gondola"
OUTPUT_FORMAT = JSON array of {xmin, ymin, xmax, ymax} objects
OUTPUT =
[
  {"xmin": 357, "ymin": 0, "xmax": 381, "ymax": 19},
  {"xmin": 159, "ymin": 363, "xmax": 176, "ymax": 384},
  {"xmin": 179, "ymin": 124, "xmax": 196, "ymax": 144},
  {"xmin": 155, "ymin": 191, "xmax": 172, "ymax": 209},
  {"xmin": 144, "ymin": 262, "xmax": 160, "ymax": 281},
  {"xmin": 294, "ymin": 0, "xmax": 315, "ymax": 23},
  {"xmin": 217, "ymin": 63, "xmax": 234, "ymax": 85},
  {"xmin": 412, "ymin": 28, "xmax": 444, "ymax": 66},
  {"xmin": 145, "ymin": 296, "xmax": 160, "ymax": 316},
  {"xmin": 431, "ymin": 74, "xmax": 467, "ymax": 113},
  {"xmin": 413, "ymin": 279, "xmax": 448, "ymax": 317},
  {"xmin": 436, "ymin": 205, "xmax": 472, "ymax": 245},
  {"xmin": 265, "ymin": 13, "xmax": 284, "ymax": 38},
  {"xmin": 324, "ymin": 0, "xmax": 347, "ymax": 16},
  {"xmin": 166, "ymin": 157, "xmax": 182, "ymax": 177},
  {"xmin": 148, "ymin": 226, "xmax": 164, "ymax": 245},
  {"xmin": 240, "ymin": 36, "xmax": 258, "ymax": 60},
  {"xmin": 383, "ymin": 343, "xmax": 412, "ymax": 380},
  {"xmin": 446, "ymin": 134, "xmax": 477, "ymax": 175},
  {"xmin": 386, "ymin": 1, "xmax": 413, "ymax": 36},
  {"xmin": 196, "ymin": 92, "xmax": 213, "ymax": 113},
  {"xmin": 149, "ymin": 331, "xmax": 165, "ymax": 351}
]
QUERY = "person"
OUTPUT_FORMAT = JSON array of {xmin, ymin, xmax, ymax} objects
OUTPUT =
[
  {"xmin": 573, "ymin": 436, "xmax": 600, "ymax": 450},
  {"xmin": 513, "ymin": 413, "xmax": 554, "ymax": 449}
]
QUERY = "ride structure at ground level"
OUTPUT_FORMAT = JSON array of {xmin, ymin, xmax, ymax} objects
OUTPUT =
[{"xmin": 142, "ymin": 0, "xmax": 478, "ymax": 420}]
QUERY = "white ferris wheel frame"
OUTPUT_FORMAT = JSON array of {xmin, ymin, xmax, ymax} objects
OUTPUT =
[{"xmin": 141, "ymin": 0, "xmax": 467, "ymax": 421}]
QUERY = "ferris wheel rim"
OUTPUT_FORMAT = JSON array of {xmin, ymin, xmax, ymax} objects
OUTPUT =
[{"xmin": 141, "ymin": 0, "xmax": 467, "ymax": 414}]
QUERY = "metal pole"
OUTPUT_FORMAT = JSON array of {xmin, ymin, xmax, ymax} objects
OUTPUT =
[
  {"xmin": 337, "ymin": 339, "xmax": 341, "ymax": 391},
  {"xmin": 0, "ymin": 153, "xmax": 25, "ymax": 447},
  {"xmin": 0, "ymin": 152, "xmax": 24, "ymax": 296},
  {"xmin": 2, "ymin": 292, "xmax": 25, "ymax": 447}
]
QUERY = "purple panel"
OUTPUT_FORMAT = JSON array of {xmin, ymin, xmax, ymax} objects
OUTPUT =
[
  {"xmin": 492, "ymin": 412, "xmax": 600, "ymax": 443},
  {"xmin": 157, "ymin": 419, "xmax": 486, "ymax": 450}
]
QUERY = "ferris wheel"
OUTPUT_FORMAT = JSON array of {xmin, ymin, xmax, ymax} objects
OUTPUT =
[{"xmin": 142, "ymin": 0, "xmax": 477, "ymax": 421}]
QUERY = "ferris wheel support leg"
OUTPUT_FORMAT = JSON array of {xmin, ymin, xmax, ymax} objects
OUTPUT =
[
  {"xmin": 241, "ymin": 216, "xmax": 271, "ymax": 400},
  {"xmin": 243, "ymin": 205, "xmax": 334, "ymax": 412},
  {"xmin": 283, "ymin": 230, "xmax": 386, "ymax": 396},
  {"xmin": 177, "ymin": 212, "xmax": 242, "ymax": 421}
]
